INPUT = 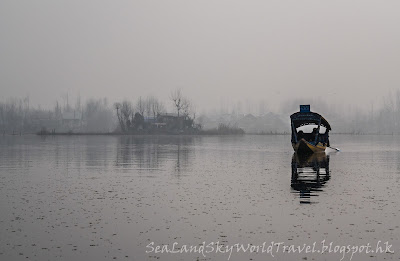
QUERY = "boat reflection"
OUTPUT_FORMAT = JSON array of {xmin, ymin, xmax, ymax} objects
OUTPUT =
[{"xmin": 291, "ymin": 152, "xmax": 330, "ymax": 204}]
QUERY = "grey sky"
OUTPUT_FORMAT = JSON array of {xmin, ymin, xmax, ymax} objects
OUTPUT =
[{"xmin": 1, "ymin": 0, "xmax": 399, "ymax": 113}]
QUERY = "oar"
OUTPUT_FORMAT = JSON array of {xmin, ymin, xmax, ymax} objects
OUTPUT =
[{"xmin": 327, "ymin": 146, "xmax": 340, "ymax": 152}]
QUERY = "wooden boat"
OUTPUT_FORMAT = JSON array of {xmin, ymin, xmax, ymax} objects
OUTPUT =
[
  {"xmin": 290, "ymin": 105, "xmax": 331, "ymax": 154},
  {"xmin": 291, "ymin": 152, "xmax": 330, "ymax": 204}
]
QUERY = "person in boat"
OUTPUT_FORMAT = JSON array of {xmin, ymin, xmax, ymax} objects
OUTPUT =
[
  {"xmin": 290, "ymin": 105, "xmax": 332, "ymax": 153},
  {"xmin": 312, "ymin": 127, "xmax": 317, "ymax": 135},
  {"xmin": 310, "ymin": 127, "xmax": 318, "ymax": 142},
  {"xmin": 297, "ymin": 130, "xmax": 304, "ymax": 140},
  {"xmin": 322, "ymin": 132, "xmax": 330, "ymax": 147}
]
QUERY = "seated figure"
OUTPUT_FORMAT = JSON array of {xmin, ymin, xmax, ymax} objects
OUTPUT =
[{"xmin": 297, "ymin": 130, "xmax": 304, "ymax": 140}]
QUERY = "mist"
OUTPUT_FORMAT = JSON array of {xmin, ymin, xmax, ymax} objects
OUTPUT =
[
  {"xmin": 1, "ymin": 1, "xmax": 400, "ymax": 112},
  {"xmin": 1, "ymin": 88, "xmax": 400, "ymax": 135}
]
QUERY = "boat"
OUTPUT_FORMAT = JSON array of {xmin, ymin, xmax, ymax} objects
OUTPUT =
[
  {"xmin": 291, "ymin": 152, "xmax": 330, "ymax": 204},
  {"xmin": 290, "ymin": 105, "xmax": 331, "ymax": 154}
]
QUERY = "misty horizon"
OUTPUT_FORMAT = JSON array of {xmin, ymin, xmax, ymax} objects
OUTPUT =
[
  {"xmin": 1, "ymin": 1, "xmax": 400, "ymax": 114},
  {"xmin": 0, "ymin": 88, "xmax": 397, "ymax": 117}
]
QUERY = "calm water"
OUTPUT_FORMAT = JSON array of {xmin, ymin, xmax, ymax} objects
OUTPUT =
[{"xmin": 0, "ymin": 135, "xmax": 399, "ymax": 261}]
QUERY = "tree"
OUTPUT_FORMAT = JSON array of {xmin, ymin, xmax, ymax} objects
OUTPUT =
[
  {"xmin": 121, "ymin": 101, "xmax": 133, "ymax": 130},
  {"xmin": 181, "ymin": 98, "xmax": 191, "ymax": 117},
  {"xmin": 151, "ymin": 97, "xmax": 164, "ymax": 119},
  {"xmin": 132, "ymin": 112, "xmax": 144, "ymax": 130},
  {"xmin": 75, "ymin": 94, "xmax": 81, "ymax": 112},
  {"xmin": 136, "ymin": 97, "xmax": 145, "ymax": 116},
  {"xmin": 114, "ymin": 102, "xmax": 125, "ymax": 132},
  {"xmin": 145, "ymin": 96, "xmax": 153, "ymax": 118},
  {"xmin": 170, "ymin": 89, "xmax": 185, "ymax": 117}
]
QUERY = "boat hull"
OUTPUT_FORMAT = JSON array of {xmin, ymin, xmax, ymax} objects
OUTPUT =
[{"xmin": 292, "ymin": 138, "xmax": 326, "ymax": 154}]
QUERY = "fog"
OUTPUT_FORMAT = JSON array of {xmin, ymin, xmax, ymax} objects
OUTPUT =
[{"xmin": 1, "ymin": 1, "xmax": 400, "ymax": 131}]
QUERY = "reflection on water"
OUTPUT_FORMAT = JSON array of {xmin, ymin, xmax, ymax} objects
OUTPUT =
[
  {"xmin": 291, "ymin": 152, "xmax": 330, "ymax": 204},
  {"xmin": 115, "ymin": 135, "xmax": 195, "ymax": 174}
]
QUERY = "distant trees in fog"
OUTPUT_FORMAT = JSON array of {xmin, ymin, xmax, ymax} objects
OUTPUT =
[
  {"xmin": 373, "ymin": 90, "xmax": 400, "ymax": 134},
  {"xmin": 170, "ymin": 89, "xmax": 195, "ymax": 119},
  {"xmin": 114, "ymin": 100, "xmax": 133, "ymax": 132},
  {"xmin": 114, "ymin": 97, "xmax": 166, "ymax": 132},
  {"xmin": 113, "ymin": 91, "xmax": 198, "ymax": 134},
  {"xmin": 170, "ymin": 89, "xmax": 185, "ymax": 117},
  {"xmin": 280, "ymin": 93, "xmax": 400, "ymax": 135},
  {"xmin": 83, "ymin": 98, "xmax": 114, "ymax": 132},
  {"xmin": 0, "ymin": 98, "xmax": 28, "ymax": 133},
  {"xmin": 0, "ymin": 97, "xmax": 114, "ymax": 134},
  {"xmin": 4, "ymin": 89, "xmax": 400, "ymax": 135},
  {"xmin": 0, "ymin": 90, "xmax": 199, "ymax": 134}
]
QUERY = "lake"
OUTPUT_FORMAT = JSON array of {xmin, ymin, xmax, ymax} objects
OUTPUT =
[{"xmin": 0, "ymin": 135, "xmax": 399, "ymax": 261}]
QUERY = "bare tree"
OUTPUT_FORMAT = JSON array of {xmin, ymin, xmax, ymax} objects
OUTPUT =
[
  {"xmin": 54, "ymin": 101, "xmax": 62, "ymax": 120},
  {"xmin": 170, "ymin": 89, "xmax": 185, "ymax": 117},
  {"xmin": 114, "ymin": 101, "xmax": 133, "ymax": 132},
  {"xmin": 181, "ymin": 98, "xmax": 191, "ymax": 117},
  {"xmin": 145, "ymin": 96, "xmax": 153, "ymax": 118},
  {"xmin": 182, "ymin": 98, "xmax": 197, "ymax": 128},
  {"xmin": 75, "ymin": 93, "xmax": 81, "ymax": 112},
  {"xmin": 114, "ymin": 102, "xmax": 125, "ymax": 132},
  {"xmin": 136, "ymin": 97, "xmax": 145, "ymax": 116},
  {"xmin": 190, "ymin": 103, "xmax": 196, "ymax": 122},
  {"xmin": 145, "ymin": 96, "xmax": 164, "ymax": 120},
  {"xmin": 121, "ymin": 100, "xmax": 133, "ymax": 130},
  {"xmin": 151, "ymin": 99, "xmax": 164, "ymax": 119}
]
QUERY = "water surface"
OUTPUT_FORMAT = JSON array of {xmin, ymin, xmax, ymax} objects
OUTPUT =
[{"xmin": 0, "ymin": 135, "xmax": 399, "ymax": 260}]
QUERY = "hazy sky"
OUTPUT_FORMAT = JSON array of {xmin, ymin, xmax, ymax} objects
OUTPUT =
[{"xmin": 1, "ymin": 1, "xmax": 399, "ymax": 113}]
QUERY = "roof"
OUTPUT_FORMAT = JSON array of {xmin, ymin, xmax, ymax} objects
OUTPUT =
[{"xmin": 290, "ymin": 111, "xmax": 331, "ymax": 131}]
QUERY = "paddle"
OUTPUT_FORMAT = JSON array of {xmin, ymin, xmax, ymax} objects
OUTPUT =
[{"xmin": 327, "ymin": 146, "xmax": 340, "ymax": 152}]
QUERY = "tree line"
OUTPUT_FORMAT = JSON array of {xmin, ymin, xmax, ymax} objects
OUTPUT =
[
  {"xmin": 114, "ymin": 89, "xmax": 197, "ymax": 133},
  {"xmin": 4, "ymin": 89, "xmax": 400, "ymax": 135},
  {"xmin": 0, "ymin": 96, "xmax": 114, "ymax": 133}
]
